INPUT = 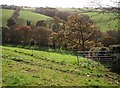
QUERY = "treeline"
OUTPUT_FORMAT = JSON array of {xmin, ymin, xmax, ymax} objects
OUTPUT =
[
  {"xmin": 34, "ymin": 7, "xmax": 71, "ymax": 21},
  {"xmin": 1, "ymin": 4, "xmax": 23, "ymax": 10},
  {"xmin": 1, "ymin": 4, "xmax": 71, "ymax": 21},
  {"xmin": 2, "ymin": 8, "xmax": 120, "ymax": 51},
  {"xmin": 102, "ymin": 7, "xmax": 120, "ymax": 13},
  {"xmin": 2, "ymin": 26, "xmax": 52, "ymax": 46}
]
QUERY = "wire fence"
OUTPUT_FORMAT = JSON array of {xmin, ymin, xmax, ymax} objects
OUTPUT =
[{"xmin": 76, "ymin": 50, "xmax": 119, "ymax": 68}]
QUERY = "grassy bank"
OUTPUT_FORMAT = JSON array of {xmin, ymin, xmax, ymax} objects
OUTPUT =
[{"xmin": 1, "ymin": 45, "xmax": 120, "ymax": 86}]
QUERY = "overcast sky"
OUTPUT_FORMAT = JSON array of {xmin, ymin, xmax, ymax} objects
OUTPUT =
[{"xmin": 1, "ymin": 0, "xmax": 119, "ymax": 8}]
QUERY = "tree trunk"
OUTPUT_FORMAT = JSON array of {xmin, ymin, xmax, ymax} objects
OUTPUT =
[{"xmin": 80, "ymin": 32, "xmax": 85, "ymax": 51}]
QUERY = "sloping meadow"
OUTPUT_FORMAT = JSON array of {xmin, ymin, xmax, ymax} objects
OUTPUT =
[{"xmin": 1, "ymin": 46, "xmax": 120, "ymax": 86}]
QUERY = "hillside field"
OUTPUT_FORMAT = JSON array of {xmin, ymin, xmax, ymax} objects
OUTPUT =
[
  {"xmin": 2, "ymin": 9, "xmax": 119, "ymax": 31},
  {"xmin": 1, "ymin": 9, "xmax": 51, "ymax": 26},
  {"xmin": 1, "ymin": 45, "xmax": 120, "ymax": 86},
  {"xmin": 58, "ymin": 8, "xmax": 119, "ymax": 31},
  {"xmin": 82, "ymin": 12, "xmax": 119, "ymax": 31}
]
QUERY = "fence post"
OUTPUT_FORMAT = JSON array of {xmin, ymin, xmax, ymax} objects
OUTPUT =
[{"xmin": 77, "ymin": 55, "xmax": 80, "ymax": 66}]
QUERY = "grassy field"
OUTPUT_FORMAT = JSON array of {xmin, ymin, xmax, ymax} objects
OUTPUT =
[
  {"xmin": 1, "ymin": 9, "xmax": 51, "ymax": 26},
  {"xmin": 82, "ymin": 12, "xmax": 119, "ymax": 31},
  {"xmin": 1, "ymin": 45, "xmax": 120, "ymax": 86},
  {"xmin": 58, "ymin": 8, "xmax": 119, "ymax": 31}
]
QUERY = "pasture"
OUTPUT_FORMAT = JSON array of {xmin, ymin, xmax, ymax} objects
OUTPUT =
[
  {"xmin": 1, "ymin": 9, "xmax": 51, "ymax": 26},
  {"xmin": 1, "ymin": 45, "xmax": 120, "ymax": 86},
  {"xmin": 1, "ymin": 7, "xmax": 120, "ymax": 86},
  {"xmin": 2, "ymin": 8, "xmax": 119, "ymax": 31},
  {"xmin": 82, "ymin": 12, "xmax": 119, "ymax": 31}
]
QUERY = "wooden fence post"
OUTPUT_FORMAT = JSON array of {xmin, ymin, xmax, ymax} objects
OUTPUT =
[{"xmin": 77, "ymin": 55, "xmax": 80, "ymax": 66}]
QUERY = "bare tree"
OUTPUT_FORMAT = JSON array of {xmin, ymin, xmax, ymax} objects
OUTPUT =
[{"xmin": 89, "ymin": 0, "xmax": 120, "ymax": 28}]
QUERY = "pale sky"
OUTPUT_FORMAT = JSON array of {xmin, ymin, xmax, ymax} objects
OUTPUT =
[{"xmin": 1, "ymin": 0, "xmax": 119, "ymax": 8}]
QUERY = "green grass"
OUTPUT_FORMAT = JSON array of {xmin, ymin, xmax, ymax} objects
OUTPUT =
[
  {"xmin": 1, "ymin": 9, "xmax": 51, "ymax": 26},
  {"xmin": 1, "ymin": 45, "xmax": 120, "ymax": 86},
  {"xmin": 82, "ymin": 12, "xmax": 119, "ymax": 31}
]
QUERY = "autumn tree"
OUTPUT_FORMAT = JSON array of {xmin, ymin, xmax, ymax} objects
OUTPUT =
[
  {"xmin": 50, "ymin": 30, "xmax": 67, "ymax": 48},
  {"xmin": 2, "ymin": 25, "xmax": 32, "ymax": 45},
  {"xmin": 49, "ymin": 32, "xmax": 58, "ymax": 48},
  {"xmin": 101, "ymin": 32, "xmax": 117, "ymax": 47},
  {"xmin": 10, "ymin": 25, "xmax": 32, "ymax": 45},
  {"xmin": 19, "ymin": 25, "xmax": 32, "ymax": 45},
  {"xmin": 64, "ymin": 14, "xmax": 102, "ymax": 51},
  {"xmin": 33, "ymin": 26, "xmax": 53, "ymax": 46}
]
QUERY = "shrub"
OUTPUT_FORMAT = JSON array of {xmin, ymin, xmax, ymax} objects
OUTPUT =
[
  {"xmin": 2, "ymin": 26, "xmax": 11, "ymax": 44},
  {"xmin": 18, "ymin": 25, "xmax": 32, "ymax": 45},
  {"xmin": 7, "ymin": 18, "xmax": 17, "ymax": 27},
  {"xmin": 36, "ymin": 20, "xmax": 46, "ymax": 27},
  {"xmin": 33, "ymin": 26, "xmax": 53, "ymax": 46}
]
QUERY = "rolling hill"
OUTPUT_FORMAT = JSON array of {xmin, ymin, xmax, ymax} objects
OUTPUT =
[
  {"xmin": 1, "ymin": 45, "xmax": 120, "ymax": 86},
  {"xmin": 58, "ymin": 8, "xmax": 119, "ymax": 31},
  {"xmin": 82, "ymin": 12, "xmax": 119, "ymax": 31},
  {"xmin": 1, "ymin": 9, "xmax": 51, "ymax": 26},
  {"xmin": 1, "ymin": 8, "xmax": 119, "ymax": 31}
]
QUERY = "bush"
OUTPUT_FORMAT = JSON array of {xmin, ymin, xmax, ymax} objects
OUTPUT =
[
  {"xmin": 9, "ymin": 25, "xmax": 32, "ymax": 45},
  {"xmin": 18, "ymin": 25, "xmax": 32, "ymax": 45},
  {"xmin": 2, "ymin": 26, "xmax": 11, "ymax": 44},
  {"xmin": 33, "ymin": 26, "xmax": 53, "ymax": 46},
  {"xmin": 36, "ymin": 20, "xmax": 46, "ymax": 27},
  {"xmin": 7, "ymin": 18, "xmax": 17, "ymax": 27}
]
